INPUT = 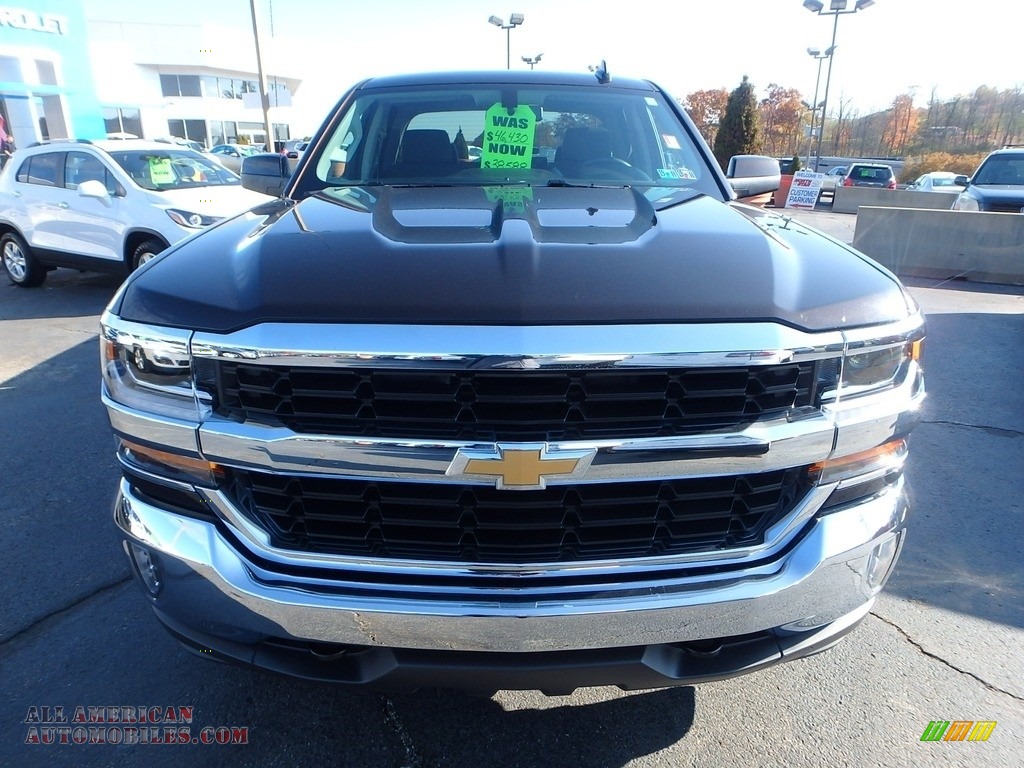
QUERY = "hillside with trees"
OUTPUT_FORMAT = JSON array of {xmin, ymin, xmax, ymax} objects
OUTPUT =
[{"xmin": 683, "ymin": 80, "xmax": 1023, "ymax": 180}]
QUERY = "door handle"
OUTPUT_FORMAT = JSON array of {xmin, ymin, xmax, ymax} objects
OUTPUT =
[{"xmin": 58, "ymin": 201, "xmax": 69, "ymax": 208}]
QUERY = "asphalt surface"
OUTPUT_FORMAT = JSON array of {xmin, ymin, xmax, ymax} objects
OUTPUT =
[{"xmin": 1, "ymin": 232, "xmax": 1022, "ymax": 767}]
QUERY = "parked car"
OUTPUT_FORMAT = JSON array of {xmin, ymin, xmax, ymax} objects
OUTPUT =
[
  {"xmin": 209, "ymin": 143, "xmax": 262, "ymax": 172},
  {"xmin": 281, "ymin": 138, "xmax": 310, "ymax": 159},
  {"xmin": 820, "ymin": 166, "xmax": 847, "ymax": 191},
  {"xmin": 842, "ymin": 163, "xmax": 896, "ymax": 189},
  {"xmin": 0, "ymin": 139, "xmax": 272, "ymax": 286},
  {"xmin": 907, "ymin": 171, "xmax": 965, "ymax": 195},
  {"xmin": 154, "ymin": 136, "xmax": 207, "ymax": 153},
  {"xmin": 103, "ymin": 70, "xmax": 925, "ymax": 694},
  {"xmin": 952, "ymin": 147, "xmax": 1024, "ymax": 212}
]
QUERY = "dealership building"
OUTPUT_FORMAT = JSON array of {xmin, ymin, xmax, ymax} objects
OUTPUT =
[{"xmin": 0, "ymin": 1, "xmax": 300, "ymax": 152}]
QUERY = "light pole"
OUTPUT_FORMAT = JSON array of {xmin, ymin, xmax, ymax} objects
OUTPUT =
[
  {"xmin": 803, "ymin": 0, "xmax": 875, "ymax": 170},
  {"xmin": 488, "ymin": 13, "xmax": 525, "ymax": 70},
  {"xmin": 248, "ymin": 0, "xmax": 274, "ymax": 152},
  {"xmin": 522, "ymin": 53, "xmax": 543, "ymax": 70},
  {"xmin": 805, "ymin": 45, "xmax": 834, "ymax": 167}
]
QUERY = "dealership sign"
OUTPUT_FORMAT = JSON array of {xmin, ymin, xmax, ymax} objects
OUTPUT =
[
  {"xmin": 785, "ymin": 170, "xmax": 825, "ymax": 210},
  {"xmin": 0, "ymin": 7, "xmax": 67, "ymax": 35}
]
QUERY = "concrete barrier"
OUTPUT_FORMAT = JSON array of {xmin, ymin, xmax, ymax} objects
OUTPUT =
[
  {"xmin": 852, "ymin": 207, "xmax": 1024, "ymax": 286},
  {"xmin": 832, "ymin": 186, "xmax": 956, "ymax": 214}
]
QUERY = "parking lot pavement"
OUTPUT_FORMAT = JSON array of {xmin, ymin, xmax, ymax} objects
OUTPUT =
[{"xmin": 1, "ymin": 266, "xmax": 1022, "ymax": 767}]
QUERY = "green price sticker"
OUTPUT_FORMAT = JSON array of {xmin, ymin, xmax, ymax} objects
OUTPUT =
[
  {"xmin": 481, "ymin": 103, "xmax": 536, "ymax": 169},
  {"xmin": 148, "ymin": 157, "xmax": 175, "ymax": 184}
]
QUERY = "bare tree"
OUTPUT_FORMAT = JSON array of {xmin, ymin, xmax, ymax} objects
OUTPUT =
[
  {"xmin": 758, "ymin": 84, "xmax": 803, "ymax": 156},
  {"xmin": 682, "ymin": 88, "xmax": 729, "ymax": 147}
]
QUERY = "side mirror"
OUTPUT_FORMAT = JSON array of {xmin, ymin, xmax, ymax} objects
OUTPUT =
[
  {"xmin": 241, "ymin": 153, "xmax": 291, "ymax": 197},
  {"xmin": 954, "ymin": 175, "xmax": 970, "ymax": 187},
  {"xmin": 726, "ymin": 154, "xmax": 781, "ymax": 198},
  {"xmin": 77, "ymin": 179, "xmax": 113, "ymax": 207}
]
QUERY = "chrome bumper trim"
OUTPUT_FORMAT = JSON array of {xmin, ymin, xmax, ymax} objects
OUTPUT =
[
  {"xmin": 190, "ymin": 322, "xmax": 848, "ymax": 369},
  {"xmin": 115, "ymin": 478, "xmax": 908, "ymax": 653},
  {"xmin": 103, "ymin": 357, "xmax": 923, "ymax": 487},
  {"xmin": 196, "ymin": 410, "xmax": 835, "ymax": 483},
  {"xmin": 103, "ymin": 387, "xmax": 201, "ymax": 457}
]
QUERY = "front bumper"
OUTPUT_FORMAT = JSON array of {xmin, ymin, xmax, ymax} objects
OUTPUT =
[{"xmin": 115, "ymin": 476, "xmax": 907, "ymax": 692}]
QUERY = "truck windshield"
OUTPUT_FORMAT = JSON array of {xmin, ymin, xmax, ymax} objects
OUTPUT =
[{"xmin": 311, "ymin": 83, "xmax": 719, "ymax": 201}]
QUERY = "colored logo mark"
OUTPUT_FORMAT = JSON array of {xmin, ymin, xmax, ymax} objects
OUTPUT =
[{"xmin": 920, "ymin": 721, "xmax": 997, "ymax": 742}]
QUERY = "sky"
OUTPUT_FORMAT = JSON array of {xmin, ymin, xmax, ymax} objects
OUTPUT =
[{"xmin": 84, "ymin": 0, "xmax": 1023, "ymax": 136}]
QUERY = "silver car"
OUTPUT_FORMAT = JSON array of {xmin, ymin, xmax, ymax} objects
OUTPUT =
[{"xmin": 820, "ymin": 166, "xmax": 846, "ymax": 191}]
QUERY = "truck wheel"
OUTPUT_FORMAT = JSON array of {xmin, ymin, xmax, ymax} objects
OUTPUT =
[
  {"xmin": 132, "ymin": 239, "xmax": 165, "ymax": 270},
  {"xmin": 1, "ymin": 232, "xmax": 46, "ymax": 287}
]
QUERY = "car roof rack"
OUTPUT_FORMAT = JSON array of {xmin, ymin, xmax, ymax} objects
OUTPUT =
[{"xmin": 25, "ymin": 138, "xmax": 94, "ymax": 148}]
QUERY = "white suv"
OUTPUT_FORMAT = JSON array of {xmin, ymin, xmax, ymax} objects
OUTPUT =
[{"xmin": 0, "ymin": 139, "xmax": 272, "ymax": 287}]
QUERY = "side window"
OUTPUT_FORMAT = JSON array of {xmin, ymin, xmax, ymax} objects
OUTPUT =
[
  {"xmin": 65, "ymin": 152, "xmax": 118, "ymax": 195},
  {"xmin": 24, "ymin": 153, "xmax": 63, "ymax": 186},
  {"xmin": 316, "ymin": 105, "xmax": 360, "ymax": 182}
]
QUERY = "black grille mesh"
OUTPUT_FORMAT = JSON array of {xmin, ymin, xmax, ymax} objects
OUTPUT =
[
  {"xmin": 207, "ymin": 363, "xmax": 819, "ymax": 441},
  {"xmin": 228, "ymin": 468, "xmax": 806, "ymax": 564},
  {"xmin": 987, "ymin": 202, "xmax": 1024, "ymax": 214}
]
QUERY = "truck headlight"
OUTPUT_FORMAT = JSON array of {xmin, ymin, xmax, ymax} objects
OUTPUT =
[
  {"xmin": 101, "ymin": 318, "xmax": 202, "ymax": 421},
  {"xmin": 840, "ymin": 338, "xmax": 923, "ymax": 396}
]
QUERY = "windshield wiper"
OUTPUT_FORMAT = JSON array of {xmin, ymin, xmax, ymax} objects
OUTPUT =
[{"xmin": 545, "ymin": 179, "xmax": 631, "ymax": 189}]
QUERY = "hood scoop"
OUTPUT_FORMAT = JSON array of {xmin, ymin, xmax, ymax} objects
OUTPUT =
[{"xmin": 371, "ymin": 185, "xmax": 656, "ymax": 245}]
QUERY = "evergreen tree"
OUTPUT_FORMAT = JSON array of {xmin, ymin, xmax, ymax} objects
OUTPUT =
[{"xmin": 713, "ymin": 75, "xmax": 762, "ymax": 171}]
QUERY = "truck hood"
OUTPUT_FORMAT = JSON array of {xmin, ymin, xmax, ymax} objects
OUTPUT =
[{"xmin": 116, "ymin": 185, "xmax": 914, "ymax": 333}]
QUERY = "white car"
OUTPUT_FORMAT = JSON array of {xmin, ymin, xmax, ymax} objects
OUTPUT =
[
  {"xmin": 0, "ymin": 139, "xmax": 272, "ymax": 287},
  {"xmin": 908, "ymin": 171, "xmax": 965, "ymax": 194}
]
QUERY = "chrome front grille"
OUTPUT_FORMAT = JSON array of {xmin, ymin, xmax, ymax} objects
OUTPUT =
[
  {"xmin": 226, "ymin": 468, "xmax": 808, "ymax": 564},
  {"xmin": 202, "ymin": 362, "xmax": 821, "ymax": 442}
]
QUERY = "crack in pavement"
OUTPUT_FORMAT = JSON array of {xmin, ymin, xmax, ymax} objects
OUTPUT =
[
  {"xmin": 920, "ymin": 419, "xmax": 1023, "ymax": 439},
  {"xmin": 870, "ymin": 612, "xmax": 1024, "ymax": 703},
  {"xmin": 0, "ymin": 576, "xmax": 132, "ymax": 649},
  {"xmin": 383, "ymin": 696, "xmax": 424, "ymax": 768}
]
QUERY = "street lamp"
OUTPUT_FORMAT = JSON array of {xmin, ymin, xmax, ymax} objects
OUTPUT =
[
  {"xmin": 803, "ymin": 0, "xmax": 875, "ymax": 170},
  {"xmin": 488, "ymin": 13, "xmax": 525, "ymax": 70},
  {"xmin": 522, "ymin": 53, "xmax": 543, "ymax": 70},
  {"xmin": 248, "ymin": 0, "xmax": 274, "ymax": 153},
  {"xmin": 805, "ymin": 45, "xmax": 834, "ymax": 167}
]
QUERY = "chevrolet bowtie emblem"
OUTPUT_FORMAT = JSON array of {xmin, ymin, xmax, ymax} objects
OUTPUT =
[{"xmin": 447, "ymin": 444, "xmax": 597, "ymax": 490}]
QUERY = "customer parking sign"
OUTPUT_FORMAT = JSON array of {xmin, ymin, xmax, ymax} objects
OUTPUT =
[{"xmin": 784, "ymin": 170, "xmax": 825, "ymax": 209}]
